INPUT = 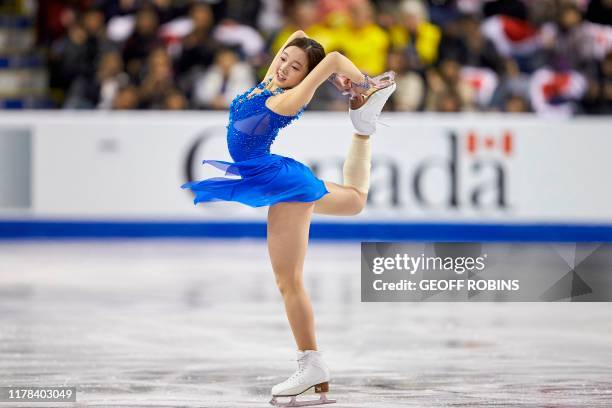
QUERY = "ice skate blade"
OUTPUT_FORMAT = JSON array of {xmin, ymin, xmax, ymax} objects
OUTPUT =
[{"xmin": 269, "ymin": 393, "xmax": 336, "ymax": 407}]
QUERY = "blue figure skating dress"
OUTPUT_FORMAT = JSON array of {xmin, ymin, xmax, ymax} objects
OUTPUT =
[{"xmin": 181, "ymin": 78, "xmax": 329, "ymax": 207}]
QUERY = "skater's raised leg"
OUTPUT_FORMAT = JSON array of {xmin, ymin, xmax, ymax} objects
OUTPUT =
[
  {"xmin": 314, "ymin": 82, "xmax": 396, "ymax": 217},
  {"xmin": 313, "ymin": 133, "xmax": 370, "ymax": 216}
]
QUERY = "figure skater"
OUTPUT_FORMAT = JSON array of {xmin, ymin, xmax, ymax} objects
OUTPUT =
[{"xmin": 181, "ymin": 30, "xmax": 396, "ymax": 407}]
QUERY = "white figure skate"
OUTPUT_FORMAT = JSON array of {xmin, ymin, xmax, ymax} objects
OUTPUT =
[
  {"xmin": 269, "ymin": 350, "xmax": 336, "ymax": 407},
  {"xmin": 349, "ymin": 75, "xmax": 397, "ymax": 136}
]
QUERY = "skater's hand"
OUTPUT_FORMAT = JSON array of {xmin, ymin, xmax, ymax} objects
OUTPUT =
[
  {"xmin": 349, "ymin": 93, "xmax": 366, "ymax": 110},
  {"xmin": 349, "ymin": 71, "xmax": 396, "ymax": 109},
  {"xmin": 328, "ymin": 73, "xmax": 352, "ymax": 94}
]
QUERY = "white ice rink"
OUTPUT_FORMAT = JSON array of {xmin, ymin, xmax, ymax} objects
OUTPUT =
[{"xmin": 1, "ymin": 239, "xmax": 611, "ymax": 407}]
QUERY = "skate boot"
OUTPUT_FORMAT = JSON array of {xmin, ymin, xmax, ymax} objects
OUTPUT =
[
  {"xmin": 269, "ymin": 350, "xmax": 336, "ymax": 407},
  {"xmin": 347, "ymin": 71, "xmax": 396, "ymax": 97},
  {"xmin": 349, "ymin": 74, "xmax": 397, "ymax": 136}
]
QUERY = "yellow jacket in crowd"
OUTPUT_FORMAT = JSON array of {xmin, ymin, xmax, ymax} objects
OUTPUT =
[
  {"xmin": 271, "ymin": 23, "xmax": 390, "ymax": 76},
  {"xmin": 389, "ymin": 21, "xmax": 441, "ymax": 65}
]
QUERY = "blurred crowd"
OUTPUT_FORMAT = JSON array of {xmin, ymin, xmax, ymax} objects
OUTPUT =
[{"xmin": 38, "ymin": 0, "xmax": 612, "ymax": 115}]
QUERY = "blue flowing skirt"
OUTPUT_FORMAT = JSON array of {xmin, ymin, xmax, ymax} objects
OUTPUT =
[{"xmin": 181, "ymin": 154, "xmax": 330, "ymax": 207}]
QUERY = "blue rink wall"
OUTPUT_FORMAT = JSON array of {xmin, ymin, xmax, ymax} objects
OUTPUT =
[{"xmin": 2, "ymin": 220, "xmax": 612, "ymax": 242}]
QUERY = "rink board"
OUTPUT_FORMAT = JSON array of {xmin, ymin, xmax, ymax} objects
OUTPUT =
[{"xmin": 0, "ymin": 112, "xmax": 611, "ymax": 240}]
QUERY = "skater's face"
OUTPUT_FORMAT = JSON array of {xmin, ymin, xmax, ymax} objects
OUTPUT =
[{"xmin": 273, "ymin": 46, "xmax": 309, "ymax": 89}]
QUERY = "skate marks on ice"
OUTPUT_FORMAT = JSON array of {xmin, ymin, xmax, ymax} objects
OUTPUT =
[{"xmin": 0, "ymin": 240, "xmax": 611, "ymax": 407}]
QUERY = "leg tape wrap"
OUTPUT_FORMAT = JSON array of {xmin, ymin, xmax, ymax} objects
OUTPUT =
[{"xmin": 342, "ymin": 135, "xmax": 371, "ymax": 194}]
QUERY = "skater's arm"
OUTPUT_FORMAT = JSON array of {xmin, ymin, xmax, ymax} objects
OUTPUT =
[
  {"xmin": 276, "ymin": 51, "xmax": 367, "ymax": 115},
  {"xmin": 330, "ymin": 51, "xmax": 368, "ymax": 84},
  {"xmin": 264, "ymin": 30, "xmax": 309, "ymax": 81}
]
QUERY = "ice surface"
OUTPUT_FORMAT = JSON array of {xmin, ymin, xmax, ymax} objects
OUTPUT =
[{"xmin": 0, "ymin": 239, "xmax": 611, "ymax": 407}]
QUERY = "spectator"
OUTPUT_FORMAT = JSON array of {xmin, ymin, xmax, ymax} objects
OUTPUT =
[
  {"xmin": 112, "ymin": 84, "xmax": 140, "ymax": 109},
  {"xmin": 97, "ymin": 51, "xmax": 130, "ymax": 109},
  {"xmin": 390, "ymin": 0, "xmax": 442, "ymax": 111},
  {"xmin": 461, "ymin": 15, "xmax": 505, "ymax": 74},
  {"xmin": 481, "ymin": 13, "xmax": 542, "ymax": 73},
  {"xmin": 82, "ymin": 7, "xmax": 116, "ymax": 69},
  {"xmin": 35, "ymin": 0, "xmax": 612, "ymax": 116},
  {"xmin": 210, "ymin": 0, "xmax": 263, "ymax": 28},
  {"xmin": 267, "ymin": 0, "xmax": 341, "ymax": 111},
  {"xmin": 122, "ymin": 5, "xmax": 162, "ymax": 80},
  {"xmin": 82, "ymin": 7, "xmax": 107, "ymax": 43},
  {"xmin": 600, "ymin": 51, "xmax": 612, "ymax": 113},
  {"xmin": 163, "ymin": 88, "xmax": 188, "ymax": 110},
  {"xmin": 426, "ymin": 57, "xmax": 473, "ymax": 111},
  {"xmin": 490, "ymin": 59, "xmax": 531, "ymax": 111},
  {"xmin": 271, "ymin": 0, "xmax": 338, "ymax": 57},
  {"xmin": 151, "ymin": 0, "xmax": 185, "ymax": 25},
  {"xmin": 257, "ymin": 0, "xmax": 285, "ymax": 35},
  {"xmin": 389, "ymin": 0, "xmax": 442, "ymax": 74},
  {"xmin": 174, "ymin": 2, "xmax": 218, "ymax": 77},
  {"xmin": 100, "ymin": 0, "xmax": 138, "ymax": 20},
  {"xmin": 38, "ymin": 0, "xmax": 83, "ymax": 46},
  {"xmin": 317, "ymin": 0, "xmax": 362, "ymax": 28},
  {"xmin": 527, "ymin": 0, "xmax": 558, "ymax": 27},
  {"xmin": 437, "ymin": 90, "xmax": 463, "ymax": 112},
  {"xmin": 64, "ymin": 50, "xmax": 129, "ymax": 109},
  {"xmin": 580, "ymin": 50, "xmax": 612, "ymax": 114},
  {"xmin": 212, "ymin": 20, "xmax": 265, "ymax": 61},
  {"xmin": 138, "ymin": 46, "xmax": 176, "ymax": 109},
  {"xmin": 426, "ymin": 0, "xmax": 461, "ymax": 27},
  {"xmin": 541, "ymin": 4, "xmax": 588, "ymax": 72},
  {"xmin": 585, "ymin": 0, "xmax": 612, "ymax": 26},
  {"xmin": 374, "ymin": 0, "xmax": 398, "ymax": 31},
  {"xmin": 193, "ymin": 47, "xmax": 255, "ymax": 109},
  {"xmin": 335, "ymin": 0, "xmax": 390, "ymax": 75},
  {"xmin": 393, "ymin": 72, "xmax": 426, "ymax": 111},
  {"xmin": 504, "ymin": 94, "xmax": 530, "ymax": 113},
  {"xmin": 50, "ymin": 23, "xmax": 90, "ymax": 96},
  {"xmin": 437, "ymin": 13, "xmax": 506, "ymax": 110},
  {"xmin": 437, "ymin": 12, "xmax": 466, "ymax": 64},
  {"xmin": 482, "ymin": 0, "xmax": 528, "ymax": 20}
]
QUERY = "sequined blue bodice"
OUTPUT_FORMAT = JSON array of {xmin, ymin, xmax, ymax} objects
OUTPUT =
[{"xmin": 226, "ymin": 79, "xmax": 305, "ymax": 162}]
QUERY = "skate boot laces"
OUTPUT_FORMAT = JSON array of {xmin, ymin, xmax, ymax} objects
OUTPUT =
[
  {"xmin": 290, "ymin": 361, "xmax": 306, "ymax": 380},
  {"xmin": 281, "ymin": 355, "xmax": 307, "ymax": 385}
]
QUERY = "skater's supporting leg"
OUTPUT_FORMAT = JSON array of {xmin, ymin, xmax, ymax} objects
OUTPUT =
[
  {"xmin": 313, "ymin": 134, "xmax": 370, "ymax": 216},
  {"xmin": 267, "ymin": 201, "xmax": 317, "ymax": 351}
]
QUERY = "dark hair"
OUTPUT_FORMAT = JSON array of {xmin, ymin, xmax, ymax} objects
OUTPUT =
[{"xmin": 283, "ymin": 37, "xmax": 325, "ymax": 73}]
